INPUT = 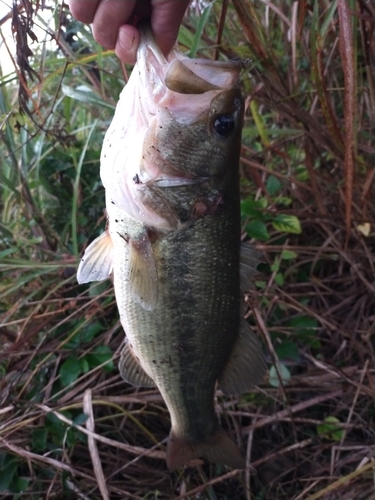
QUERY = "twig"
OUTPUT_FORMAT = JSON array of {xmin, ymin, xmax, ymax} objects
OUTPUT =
[
  {"xmin": 305, "ymin": 460, "xmax": 375, "ymax": 500},
  {"xmin": 83, "ymin": 389, "xmax": 110, "ymax": 500}
]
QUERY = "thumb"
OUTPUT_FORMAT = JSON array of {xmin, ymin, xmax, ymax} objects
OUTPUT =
[{"xmin": 151, "ymin": 0, "xmax": 190, "ymax": 55}]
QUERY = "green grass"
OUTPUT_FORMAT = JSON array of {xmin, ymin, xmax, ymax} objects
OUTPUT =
[{"xmin": 0, "ymin": 1, "xmax": 374, "ymax": 499}]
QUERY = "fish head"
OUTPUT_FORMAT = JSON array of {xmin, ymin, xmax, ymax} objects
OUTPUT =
[{"xmin": 101, "ymin": 24, "xmax": 244, "ymax": 228}]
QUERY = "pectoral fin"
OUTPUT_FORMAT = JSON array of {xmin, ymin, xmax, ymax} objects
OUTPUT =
[
  {"xmin": 77, "ymin": 231, "xmax": 113, "ymax": 284},
  {"xmin": 240, "ymin": 243, "xmax": 263, "ymax": 293},
  {"xmin": 218, "ymin": 320, "xmax": 266, "ymax": 395},
  {"xmin": 128, "ymin": 232, "xmax": 158, "ymax": 311},
  {"xmin": 118, "ymin": 340, "xmax": 155, "ymax": 387}
]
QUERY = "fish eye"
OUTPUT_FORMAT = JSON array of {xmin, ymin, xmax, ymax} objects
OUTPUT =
[{"xmin": 213, "ymin": 113, "xmax": 235, "ymax": 137}]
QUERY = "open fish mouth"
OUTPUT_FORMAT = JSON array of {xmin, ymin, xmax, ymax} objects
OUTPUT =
[
  {"xmin": 100, "ymin": 23, "xmax": 244, "ymax": 231},
  {"xmin": 137, "ymin": 22, "xmax": 242, "ymax": 121}
]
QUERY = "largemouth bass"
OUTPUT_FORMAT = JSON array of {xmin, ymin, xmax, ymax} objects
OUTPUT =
[{"xmin": 77, "ymin": 25, "xmax": 266, "ymax": 470}]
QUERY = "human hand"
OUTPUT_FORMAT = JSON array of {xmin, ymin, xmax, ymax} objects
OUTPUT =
[{"xmin": 69, "ymin": 0, "xmax": 190, "ymax": 64}]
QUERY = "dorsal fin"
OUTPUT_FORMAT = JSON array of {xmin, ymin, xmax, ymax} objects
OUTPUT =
[{"xmin": 218, "ymin": 319, "xmax": 266, "ymax": 395}]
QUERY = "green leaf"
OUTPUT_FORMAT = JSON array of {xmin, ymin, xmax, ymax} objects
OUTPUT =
[
  {"xmin": 188, "ymin": 3, "xmax": 212, "ymax": 58},
  {"xmin": 32, "ymin": 428, "xmax": 48, "ymax": 451},
  {"xmin": 275, "ymin": 196, "xmax": 292, "ymax": 206},
  {"xmin": 245, "ymin": 220, "xmax": 270, "ymax": 241},
  {"xmin": 289, "ymin": 316, "xmax": 318, "ymax": 335},
  {"xmin": 270, "ymin": 257, "xmax": 280, "ymax": 272},
  {"xmin": 80, "ymin": 357, "xmax": 90, "ymax": 374},
  {"xmin": 266, "ymin": 175, "xmax": 282, "ymax": 195},
  {"xmin": 289, "ymin": 316, "xmax": 320, "ymax": 348},
  {"xmin": 65, "ymin": 427, "xmax": 78, "ymax": 447},
  {"xmin": 62, "ymin": 85, "xmax": 115, "ymax": 109},
  {"xmin": 47, "ymin": 410, "xmax": 72, "ymax": 427},
  {"xmin": 268, "ymin": 363, "xmax": 291, "ymax": 387},
  {"xmin": 250, "ymin": 99, "xmax": 270, "ymax": 146},
  {"xmin": 59, "ymin": 356, "xmax": 82, "ymax": 387},
  {"xmin": 0, "ymin": 248, "xmax": 17, "ymax": 259},
  {"xmin": 178, "ymin": 25, "xmax": 194, "ymax": 48},
  {"xmin": 89, "ymin": 280, "xmax": 111, "ymax": 297},
  {"xmin": 73, "ymin": 412, "xmax": 89, "ymax": 426},
  {"xmin": 317, "ymin": 416, "xmax": 344, "ymax": 441},
  {"xmin": 274, "ymin": 272, "xmax": 284, "ymax": 286},
  {"xmin": 65, "ymin": 319, "xmax": 98, "ymax": 349},
  {"xmin": 0, "ymin": 457, "xmax": 19, "ymax": 492},
  {"xmin": 275, "ymin": 340, "xmax": 299, "ymax": 361},
  {"xmin": 272, "ymin": 214, "xmax": 301, "ymax": 234},
  {"xmin": 241, "ymin": 126, "xmax": 260, "ymax": 140},
  {"xmin": 296, "ymin": 165, "xmax": 309, "ymax": 181},
  {"xmin": 86, "ymin": 345, "xmax": 114, "ymax": 372},
  {"xmin": 9, "ymin": 476, "xmax": 29, "ymax": 494},
  {"xmin": 255, "ymin": 280, "xmax": 267, "ymax": 289},
  {"xmin": 241, "ymin": 197, "xmax": 268, "ymax": 218},
  {"xmin": 79, "ymin": 322, "xmax": 103, "ymax": 344},
  {"xmin": 281, "ymin": 249, "xmax": 298, "ymax": 260}
]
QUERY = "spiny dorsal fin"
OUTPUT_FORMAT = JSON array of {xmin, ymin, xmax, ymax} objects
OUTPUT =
[
  {"xmin": 218, "ymin": 319, "xmax": 266, "ymax": 395},
  {"xmin": 77, "ymin": 231, "xmax": 113, "ymax": 284},
  {"xmin": 118, "ymin": 339, "xmax": 155, "ymax": 387},
  {"xmin": 128, "ymin": 232, "xmax": 158, "ymax": 311}
]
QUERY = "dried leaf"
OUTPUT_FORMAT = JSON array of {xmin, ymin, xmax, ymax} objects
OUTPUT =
[{"xmin": 357, "ymin": 222, "xmax": 371, "ymax": 236}]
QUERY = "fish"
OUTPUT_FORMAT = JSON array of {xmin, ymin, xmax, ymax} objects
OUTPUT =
[{"xmin": 77, "ymin": 24, "xmax": 266, "ymax": 471}]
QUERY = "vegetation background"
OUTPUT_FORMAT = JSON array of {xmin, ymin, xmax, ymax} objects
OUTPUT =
[{"xmin": 0, "ymin": 0, "xmax": 374, "ymax": 498}]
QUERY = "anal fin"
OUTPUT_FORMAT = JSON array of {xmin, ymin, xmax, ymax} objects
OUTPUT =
[
  {"xmin": 77, "ymin": 231, "xmax": 113, "ymax": 284},
  {"xmin": 218, "ymin": 319, "xmax": 266, "ymax": 395},
  {"xmin": 118, "ymin": 339, "xmax": 155, "ymax": 387},
  {"xmin": 128, "ymin": 232, "xmax": 158, "ymax": 311}
]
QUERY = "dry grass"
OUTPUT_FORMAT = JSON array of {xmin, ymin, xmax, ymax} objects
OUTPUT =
[{"xmin": 0, "ymin": 0, "xmax": 374, "ymax": 498}]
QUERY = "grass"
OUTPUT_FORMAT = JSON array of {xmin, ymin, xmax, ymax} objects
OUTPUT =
[{"xmin": 0, "ymin": 0, "xmax": 374, "ymax": 498}]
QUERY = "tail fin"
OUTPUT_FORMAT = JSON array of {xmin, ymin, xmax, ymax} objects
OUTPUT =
[{"xmin": 166, "ymin": 427, "xmax": 245, "ymax": 471}]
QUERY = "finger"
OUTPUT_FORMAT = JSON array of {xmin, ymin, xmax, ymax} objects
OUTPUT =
[
  {"xmin": 151, "ymin": 0, "xmax": 190, "ymax": 55},
  {"xmin": 115, "ymin": 25, "xmax": 139, "ymax": 64},
  {"xmin": 92, "ymin": 0, "xmax": 137, "ymax": 49},
  {"xmin": 69, "ymin": 0, "xmax": 101, "ymax": 24}
]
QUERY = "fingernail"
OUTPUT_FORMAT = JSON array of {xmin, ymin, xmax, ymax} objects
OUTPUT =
[{"xmin": 118, "ymin": 28, "xmax": 135, "ymax": 51}]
